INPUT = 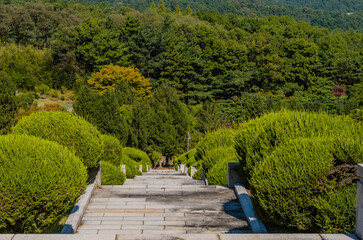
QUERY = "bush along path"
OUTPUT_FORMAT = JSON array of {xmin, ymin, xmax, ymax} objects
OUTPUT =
[{"xmin": 76, "ymin": 169, "xmax": 251, "ymax": 234}]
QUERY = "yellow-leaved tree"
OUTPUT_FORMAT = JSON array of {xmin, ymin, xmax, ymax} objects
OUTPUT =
[{"xmin": 88, "ymin": 64, "xmax": 152, "ymax": 98}]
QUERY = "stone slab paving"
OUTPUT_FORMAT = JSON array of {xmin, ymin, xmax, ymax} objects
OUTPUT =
[{"xmin": 77, "ymin": 169, "xmax": 251, "ymax": 234}]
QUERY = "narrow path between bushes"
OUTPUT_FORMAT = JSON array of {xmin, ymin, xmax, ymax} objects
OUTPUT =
[{"xmin": 76, "ymin": 169, "xmax": 251, "ymax": 235}]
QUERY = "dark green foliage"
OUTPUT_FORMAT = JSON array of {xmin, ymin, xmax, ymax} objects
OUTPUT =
[
  {"xmin": 250, "ymin": 137, "xmax": 361, "ymax": 232},
  {"xmin": 150, "ymin": 84, "xmax": 189, "ymax": 159},
  {"xmin": 101, "ymin": 0, "xmax": 363, "ymax": 32},
  {"xmin": 101, "ymin": 134, "xmax": 123, "ymax": 166},
  {"xmin": 0, "ymin": 44, "xmax": 54, "ymax": 90},
  {"xmin": 100, "ymin": 161, "xmax": 126, "ymax": 185},
  {"xmin": 74, "ymin": 86, "xmax": 129, "ymax": 145},
  {"xmin": 0, "ymin": 134, "xmax": 87, "ymax": 233},
  {"xmin": 12, "ymin": 111, "xmax": 104, "ymax": 168},
  {"xmin": 15, "ymin": 92, "xmax": 35, "ymax": 110},
  {"xmin": 0, "ymin": 72, "xmax": 17, "ymax": 134}
]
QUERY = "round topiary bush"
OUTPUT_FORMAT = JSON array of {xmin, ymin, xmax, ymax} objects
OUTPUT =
[
  {"xmin": 100, "ymin": 161, "xmax": 126, "ymax": 185},
  {"xmin": 101, "ymin": 134, "xmax": 123, "ymax": 166},
  {"xmin": 235, "ymin": 110, "xmax": 363, "ymax": 179},
  {"xmin": 250, "ymin": 137, "xmax": 360, "ymax": 233},
  {"xmin": 123, "ymin": 147, "xmax": 151, "ymax": 166},
  {"xmin": 0, "ymin": 134, "xmax": 87, "ymax": 233},
  {"xmin": 12, "ymin": 111, "xmax": 104, "ymax": 168},
  {"xmin": 195, "ymin": 128, "xmax": 235, "ymax": 162},
  {"xmin": 204, "ymin": 146, "xmax": 238, "ymax": 185},
  {"xmin": 121, "ymin": 155, "xmax": 140, "ymax": 179}
]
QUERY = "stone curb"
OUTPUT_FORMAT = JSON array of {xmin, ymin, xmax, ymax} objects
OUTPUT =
[
  {"xmin": 234, "ymin": 184, "xmax": 267, "ymax": 233},
  {"xmin": 61, "ymin": 182, "xmax": 97, "ymax": 234},
  {"xmin": 0, "ymin": 234, "xmax": 359, "ymax": 240}
]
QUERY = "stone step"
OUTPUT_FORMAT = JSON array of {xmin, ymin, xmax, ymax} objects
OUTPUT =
[{"xmin": 76, "ymin": 169, "xmax": 250, "ymax": 235}]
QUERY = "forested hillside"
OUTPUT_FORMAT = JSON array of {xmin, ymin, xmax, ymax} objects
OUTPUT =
[
  {"xmin": 266, "ymin": 0, "xmax": 363, "ymax": 12},
  {"xmin": 36, "ymin": 0, "xmax": 363, "ymax": 31},
  {"xmin": 0, "ymin": 0, "xmax": 362, "ymax": 156}
]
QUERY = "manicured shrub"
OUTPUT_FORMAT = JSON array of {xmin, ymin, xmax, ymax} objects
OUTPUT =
[
  {"xmin": 235, "ymin": 110, "xmax": 363, "ymax": 179},
  {"xmin": 205, "ymin": 147, "xmax": 238, "ymax": 185},
  {"xmin": 0, "ymin": 134, "xmax": 87, "ymax": 233},
  {"xmin": 151, "ymin": 151, "xmax": 162, "ymax": 166},
  {"xmin": 250, "ymin": 137, "xmax": 361, "ymax": 233},
  {"xmin": 100, "ymin": 161, "xmax": 126, "ymax": 185},
  {"xmin": 195, "ymin": 129, "xmax": 235, "ymax": 161},
  {"xmin": 192, "ymin": 168, "xmax": 203, "ymax": 180},
  {"xmin": 121, "ymin": 155, "xmax": 140, "ymax": 179},
  {"xmin": 201, "ymin": 146, "xmax": 236, "ymax": 174},
  {"xmin": 123, "ymin": 147, "xmax": 151, "ymax": 166},
  {"xmin": 12, "ymin": 111, "xmax": 104, "ymax": 168},
  {"xmin": 175, "ymin": 148, "xmax": 197, "ymax": 166},
  {"xmin": 101, "ymin": 134, "xmax": 123, "ymax": 166}
]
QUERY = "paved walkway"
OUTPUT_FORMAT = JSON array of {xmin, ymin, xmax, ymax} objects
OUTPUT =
[{"xmin": 77, "ymin": 169, "xmax": 251, "ymax": 235}]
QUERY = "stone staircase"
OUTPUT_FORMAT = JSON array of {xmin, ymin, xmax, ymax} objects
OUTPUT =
[{"xmin": 77, "ymin": 169, "xmax": 251, "ymax": 235}]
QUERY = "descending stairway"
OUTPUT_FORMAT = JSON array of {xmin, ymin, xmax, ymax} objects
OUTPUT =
[{"xmin": 77, "ymin": 169, "xmax": 251, "ymax": 235}]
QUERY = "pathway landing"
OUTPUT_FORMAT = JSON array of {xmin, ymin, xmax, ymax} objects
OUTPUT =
[{"xmin": 77, "ymin": 169, "xmax": 251, "ymax": 235}]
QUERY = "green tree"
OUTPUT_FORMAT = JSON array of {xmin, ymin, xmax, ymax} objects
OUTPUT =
[
  {"xmin": 185, "ymin": 5, "xmax": 193, "ymax": 15},
  {"xmin": 0, "ymin": 72, "xmax": 17, "ymax": 134},
  {"xmin": 157, "ymin": 0, "xmax": 166, "ymax": 14},
  {"xmin": 174, "ymin": 5, "xmax": 182, "ymax": 16},
  {"xmin": 74, "ymin": 86, "xmax": 129, "ymax": 145}
]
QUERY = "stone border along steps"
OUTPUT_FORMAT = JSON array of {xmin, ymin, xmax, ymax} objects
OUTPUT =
[{"xmin": 76, "ymin": 169, "xmax": 251, "ymax": 235}]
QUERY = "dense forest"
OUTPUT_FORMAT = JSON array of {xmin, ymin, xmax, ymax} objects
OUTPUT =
[
  {"xmin": 1, "ymin": 0, "xmax": 362, "ymax": 31},
  {"xmin": 0, "ymin": 0, "xmax": 362, "ymax": 157}
]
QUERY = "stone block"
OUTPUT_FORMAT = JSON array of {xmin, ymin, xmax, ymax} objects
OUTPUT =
[
  {"xmin": 12, "ymin": 234, "xmax": 115, "ymax": 240},
  {"xmin": 220, "ymin": 234, "xmax": 322, "ymax": 240},
  {"xmin": 320, "ymin": 234, "xmax": 359, "ymax": 240},
  {"xmin": 122, "ymin": 225, "xmax": 164, "ymax": 230},
  {"xmin": 356, "ymin": 180, "xmax": 363, "ymax": 239},
  {"xmin": 357, "ymin": 164, "xmax": 363, "ymax": 178},
  {"xmin": 144, "ymin": 220, "xmax": 185, "ymax": 226},
  {"xmin": 120, "ymin": 165, "xmax": 126, "ymax": 175},
  {"xmin": 139, "ymin": 165, "xmax": 143, "ymax": 172},
  {"xmin": 0, "ymin": 235, "xmax": 14, "ymax": 240}
]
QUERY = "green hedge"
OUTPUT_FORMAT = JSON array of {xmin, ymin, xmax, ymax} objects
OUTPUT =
[
  {"xmin": 174, "ymin": 149, "xmax": 197, "ymax": 167},
  {"xmin": 236, "ymin": 110, "xmax": 363, "ymax": 233},
  {"xmin": 101, "ymin": 134, "xmax": 123, "ymax": 166},
  {"xmin": 235, "ymin": 110, "xmax": 363, "ymax": 179},
  {"xmin": 121, "ymin": 155, "xmax": 142, "ymax": 179},
  {"xmin": 195, "ymin": 129, "xmax": 235, "ymax": 161},
  {"xmin": 123, "ymin": 147, "xmax": 151, "ymax": 166},
  {"xmin": 0, "ymin": 134, "xmax": 87, "ymax": 233},
  {"xmin": 205, "ymin": 147, "xmax": 238, "ymax": 185},
  {"xmin": 250, "ymin": 137, "xmax": 360, "ymax": 233},
  {"xmin": 100, "ymin": 161, "xmax": 126, "ymax": 185},
  {"xmin": 12, "ymin": 111, "xmax": 103, "ymax": 168}
]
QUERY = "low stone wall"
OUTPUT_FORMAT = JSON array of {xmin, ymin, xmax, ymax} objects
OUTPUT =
[{"xmin": 2, "ymin": 233, "xmax": 359, "ymax": 240}]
